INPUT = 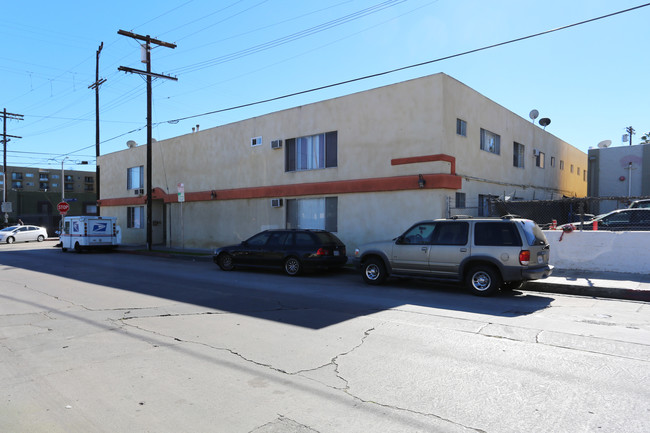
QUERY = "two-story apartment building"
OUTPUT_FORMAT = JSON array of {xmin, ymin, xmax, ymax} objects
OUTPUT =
[
  {"xmin": 1, "ymin": 165, "xmax": 97, "ymax": 231},
  {"xmin": 98, "ymin": 73, "xmax": 587, "ymax": 250}
]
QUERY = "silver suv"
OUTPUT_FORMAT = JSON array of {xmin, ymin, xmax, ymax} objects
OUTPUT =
[{"xmin": 353, "ymin": 216, "xmax": 553, "ymax": 296}]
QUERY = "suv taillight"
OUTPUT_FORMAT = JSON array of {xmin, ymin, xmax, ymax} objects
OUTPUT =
[
  {"xmin": 519, "ymin": 250, "xmax": 531, "ymax": 265},
  {"xmin": 316, "ymin": 248, "xmax": 331, "ymax": 256}
]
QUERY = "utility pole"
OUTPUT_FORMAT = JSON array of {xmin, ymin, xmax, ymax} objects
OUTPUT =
[
  {"xmin": 1, "ymin": 109, "xmax": 24, "ymax": 225},
  {"xmin": 625, "ymin": 126, "xmax": 635, "ymax": 146},
  {"xmin": 117, "ymin": 30, "xmax": 177, "ymax": 250},
  {"xmin": 88, "ymin": 42, "xmax": 105, "ymax": 214}
]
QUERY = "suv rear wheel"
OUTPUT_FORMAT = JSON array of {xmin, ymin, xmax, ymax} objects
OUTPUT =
[
  {"xmin": 362, "ymin": 258, "xmax": 388, "ymax": 285},
  {"xmin": 466, "ymin": 265, "xmax": 501, "ymax": 296}
]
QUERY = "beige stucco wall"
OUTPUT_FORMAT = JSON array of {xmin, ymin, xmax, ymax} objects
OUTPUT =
[{"xmin": 99, "ymin": 73, "xmax": 587, "ymax": 251}]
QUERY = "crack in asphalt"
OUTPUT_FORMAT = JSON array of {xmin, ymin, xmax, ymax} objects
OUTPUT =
[
  {"xmin": 120, "ymin": 314, "xmax": 486, "ymax": 432},
  {"xmin": 249, "ymin": 415, "xmax": 321, "ymax": 433}
]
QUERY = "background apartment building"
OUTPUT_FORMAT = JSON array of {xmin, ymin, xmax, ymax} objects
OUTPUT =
[
  {"xmin": 1, "ymin": 165, "xmax": 97, "ymax": 232},
  {"xmin": 587, "ymin": 142, "xmax": 650, "ymax": 213},
  {"xmin": 98, "ymin": 73, "xmax": 587, "ymax": 250}
]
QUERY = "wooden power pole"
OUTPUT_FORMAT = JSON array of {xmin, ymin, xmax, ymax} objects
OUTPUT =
[
  {"xmin": 117, "ymin": 30, "xmax": 177, "ymax": 251},
  {"xmin": 1, "ymin": 109, "xmax": 23, "ymax": 225},
  {"xmin": 88, "ymin": 42, "xmax": 106, "ymax": 213}
]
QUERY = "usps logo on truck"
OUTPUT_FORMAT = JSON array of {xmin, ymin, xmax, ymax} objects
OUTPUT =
[
  {"xmin": 92, "ymin": 222, "xmax": 108, "ymax": 233},
  {"xmin": 73, "ymin": 222, "xmax": 80, "ymax": 232}
]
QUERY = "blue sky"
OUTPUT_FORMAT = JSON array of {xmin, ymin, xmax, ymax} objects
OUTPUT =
[{"xmin": 2, "ymin": 0, "xmax": 648, "ymax": 173}]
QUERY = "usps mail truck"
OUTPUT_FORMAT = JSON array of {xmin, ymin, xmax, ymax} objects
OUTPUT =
[{"xmin": 60, "ymin": 216, "xmax": 120, "ymax": 252}]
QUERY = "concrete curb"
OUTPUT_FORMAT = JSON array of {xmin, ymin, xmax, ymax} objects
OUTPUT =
[{"xmin": 525, "ymin": 281, "xmax": 650, "ymax": 302}]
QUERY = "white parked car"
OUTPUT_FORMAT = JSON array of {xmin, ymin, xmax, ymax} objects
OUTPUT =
[{"xmin": 0, "ymin": 225, "xmax": 48, "ymax": 244}]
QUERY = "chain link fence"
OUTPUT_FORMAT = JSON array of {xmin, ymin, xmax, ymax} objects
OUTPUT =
[{"xmin": 447, "ymin": 195, "xmax": 650, "ymax": 230}]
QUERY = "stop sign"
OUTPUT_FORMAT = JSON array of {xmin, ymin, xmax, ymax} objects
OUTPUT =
[{"xmin": 57, "ymin": 202, "xmax": 70, "ymax": 215}]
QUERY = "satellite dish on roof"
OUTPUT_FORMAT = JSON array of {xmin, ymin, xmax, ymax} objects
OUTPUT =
[
  {"xmin": 598, "ymin": 140, "xmax": 612, "ymax": 148},
  {"xmin": 126, "ymin": 140, "xmax": 137, "ymax": 148},
  {"xmin": 539, "ymin": 118, "xmax": 551, "ymax": 129},
  {"xmin": 529, "ymin": 109, "xmax": 539, "ymax": 122}
]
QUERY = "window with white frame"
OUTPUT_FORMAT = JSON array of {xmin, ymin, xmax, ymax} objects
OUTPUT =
[
  {"xmin": 285, "ymin": 131, "xmax": 337, "ymax": 172},
  {"xmin": 127, "ymin": 166, "xmax": 144, "ymax": 190},
  {"xmin": 480, "ymin": 129, "xmax": 500, "ymax": 154},
  {"xmin": 127, "ymin": 206, "xmax": 144, "ymax": 228},
  {"xmin": 535, "ymin": 151, "xmax": 545, "ymax": 168},
  {"xmin": 456, "ymin": 119, "xmax": 467, "ymax": 137},
  {"xmin": 251, "ymin": 136, "xmax": 262, "ymax": 147},
  {"xmin": 286, "ymin": 197, "xmax": 338, "ymax": 232},
  {"xmin": 513, "ymin": 142, "xmax": 525, "ymax": 168}
]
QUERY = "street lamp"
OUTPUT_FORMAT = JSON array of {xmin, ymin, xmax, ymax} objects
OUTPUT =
[
  {"xmin": 1, "ymin": 171, "xmax": 6, "ymax": 225},
  {"xmin": 60, "ymin": 157, "xmax": 70, "ymax": 203}
]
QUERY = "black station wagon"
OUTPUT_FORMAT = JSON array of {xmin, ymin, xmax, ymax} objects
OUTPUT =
[{"xmin": 213, "ymin": 229, "xmax": 347, "ymax": 276}]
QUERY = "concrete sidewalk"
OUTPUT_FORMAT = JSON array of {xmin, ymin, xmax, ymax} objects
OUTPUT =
[
  {"xmin": 525, "ymin": 269, "xmax": 650, "ymax": 302},
  {"xmin": 116, "ymin": 245, "xmax": 650, "ymax": 302}
]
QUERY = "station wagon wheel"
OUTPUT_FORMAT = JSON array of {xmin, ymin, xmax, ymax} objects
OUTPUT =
[
  {"xmin": 284, "ymin": 257, "xmax": 302, "ymax": 276},
  {"xmin": 37, "ymin": 235, "xmax": 45, "ymax": 242},
  {"xmin": 466, "ymin": 265, "xmax": 501, "ymax": 296},
  {"xmin": 6, "ymin": 237, "xmax": 15, "ymax": 244},
  {"xmin": 217, "ymin": 253, "xmax": 235, "ymax": 271},
  {"xmin": 362, "ymin": 258, "xmax": 387, "ymax": 285}
]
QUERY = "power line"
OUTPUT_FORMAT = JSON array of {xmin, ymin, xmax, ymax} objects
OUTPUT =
[
  {"xmin": 171, "ymin": 0, "xmax": 406, "ymax": 75},
  {"xmin": 162, "ymin": 2, "xmax": 650, "ymax": 125}
]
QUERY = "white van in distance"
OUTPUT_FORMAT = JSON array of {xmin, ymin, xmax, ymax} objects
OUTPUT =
[{"xmin": 60, "ymin": 216, "xmax": 121, "ymax": 252}]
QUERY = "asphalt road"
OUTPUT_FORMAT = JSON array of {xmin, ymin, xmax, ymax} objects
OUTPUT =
[{"xmin": 1, "ymin": 241, "xmax": 649, "ymax": 433}]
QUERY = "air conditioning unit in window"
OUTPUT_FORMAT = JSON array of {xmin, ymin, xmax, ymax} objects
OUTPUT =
[
  {"xmin": 134, "ymin": 188, "xmax": 144, "ymax": 196},
  {"xmin": 533, "ymin": 149, "xmax": 540, "ymax": 156},
  {"xmin": 271, "ymin": 139, "xmax": 283, "ymax": 149},
  {"xmin": 271, "ymin": 198, "xmax": 283, "ymax": 208}
]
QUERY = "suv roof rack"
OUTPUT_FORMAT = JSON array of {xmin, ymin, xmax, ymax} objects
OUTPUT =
[
  {"xmin": 449, "ymin": 215, "xmax": 473, "ymax": 220},
  {"xmin": 500, "ymin": 214, "xmax": 522, "ymax": 220}
]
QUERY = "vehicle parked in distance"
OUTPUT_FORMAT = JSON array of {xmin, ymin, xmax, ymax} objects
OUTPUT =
[
  {"xmin": 0, "ymin": 225, "xmax": 48, "ymax": 244},
  {"xmin": 354, "ymin": 216, "xmax": 553, "ymax": 296},
  {"xmin": 60, "ymin": 216, "xmax": 120, "ymax": 252},
  {"xmin": 562, "ymin": 208, "xmax": 650, "ymax": 231},
  {"xmin": 213, "ymin": 229, "xmax": 347, "ymax": 276},
  {"xmin": 628, "ymin": 199, "xmax": 650, "ymax": 209}
]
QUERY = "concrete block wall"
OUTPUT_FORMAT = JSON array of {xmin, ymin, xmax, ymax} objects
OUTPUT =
[{"xmin": 543, "ymin": 230, "xmax": 650, "ymax": 274}]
